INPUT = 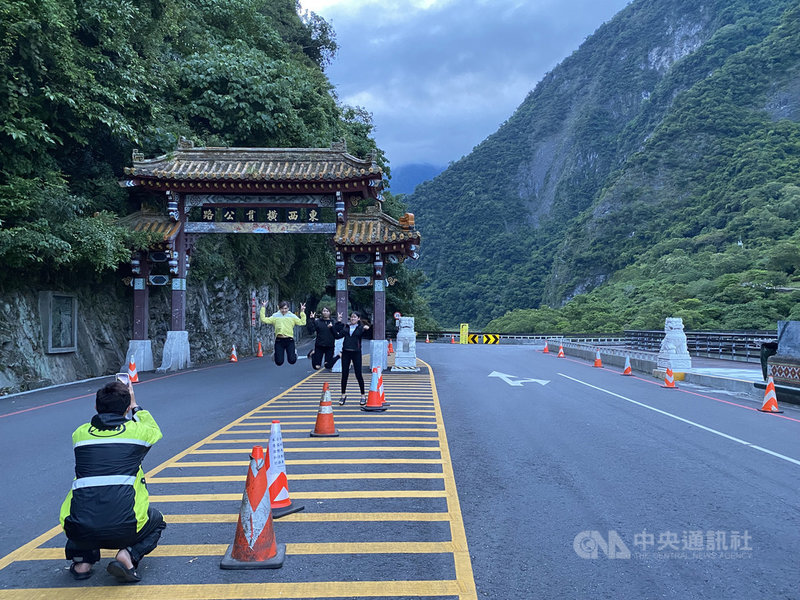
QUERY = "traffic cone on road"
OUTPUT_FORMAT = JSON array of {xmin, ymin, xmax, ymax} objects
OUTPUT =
[
  {"xmin": 451, "ymin": 335, "xmax": 456, "ymax": 344},
  {"xmin": 378, "ymin": 367, "xmax": 390, "ymax": 407},
  {"xmin": 388, "ymin": 339, "xmax": 394, "ymax": 354},
  {"xmin": 310, "ymin": 382, "xmax": 339, "ymax": 437},
  {"xmin": 267, "ymin": 420, "xmax": 304, "ymax": 518},
  {"xmin": 593, "ymin": 350, "xmax": 603, "ymax": 368},
  {"xmin": 622, "ymin": 355, "xmax": 632, "ymax": 376},
  {"xmin": 542, "ymin": 341, "xmax": 549, "ymax": 353},
  {"xmin": 230, "ymin": 345, "xmax": 238, "ymax": 362},
  {"xmin": 758, "ymin": 377, "xmax": 783, "ymax": 413},
  {"xmin": 220, "ymin": 445, "xmax": 285, "ymax": 569},
  {"xmin": 127, "ymin": 356, "xmax": 139, "ymax": 383},
  {"xmin": 256, "ymin": 341, "xmax": 263, "ymax": 358},
  {"xmin": 362, "ymin": 368, "xmax": 388, "ymax": 412},
  {"xmin": 425, "ymin": 334, "xmax": 430, "ymax": 343},
  {"xmin": 557, "ymin": 345, "xmax": 565, "ymax": 358},
  {"xmin": 662, "ymin": 368, "xmax": 677, "ymax": 389}
]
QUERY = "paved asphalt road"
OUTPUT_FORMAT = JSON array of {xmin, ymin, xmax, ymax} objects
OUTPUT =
[{"xmin": 1, "ymin": 343, "xmax": 798, "ymax": 599}]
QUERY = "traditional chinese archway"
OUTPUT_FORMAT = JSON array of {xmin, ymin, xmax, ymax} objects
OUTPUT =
[{"xmin": 120, "ymin": 140, "xmax": 420, "ymax": 372}]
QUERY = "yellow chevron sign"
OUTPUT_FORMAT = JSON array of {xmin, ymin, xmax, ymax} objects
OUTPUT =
[
  {"xmin": 482, "ymin": 334, "xmax": 499, "ymax": 345},
  {"xmin": 468, "ymin": 334, "xmax": 480, "ymax": 344}
]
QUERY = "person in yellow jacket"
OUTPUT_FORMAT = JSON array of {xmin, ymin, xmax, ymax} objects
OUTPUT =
[
  {"xmin": 259, "ymin": 300, "xmax": 307, "ymax": 365},
  {"xmin": 60, "ymin": 379, "xmax": 164, "ymax": 583}
]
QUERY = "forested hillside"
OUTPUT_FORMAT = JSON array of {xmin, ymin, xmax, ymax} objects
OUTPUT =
[
  {"xmin": 0, "ymin": 0, "xmax": 428, "ymax": 320},
  {"xmin": 405, "ymin": 0, "xmax": 800, "ymax": 331}
]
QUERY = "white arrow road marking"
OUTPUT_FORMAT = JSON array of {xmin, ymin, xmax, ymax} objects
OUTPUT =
[{"xmin": 489, "ymin": 371, "xmax": 550, "ymax": 386}]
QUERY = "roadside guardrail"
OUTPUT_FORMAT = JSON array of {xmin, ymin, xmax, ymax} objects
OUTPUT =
[{"xmin": 414, "ymin": 330, "xmax": 777, "ymax": 363}]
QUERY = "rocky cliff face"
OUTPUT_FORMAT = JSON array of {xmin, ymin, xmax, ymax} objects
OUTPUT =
[{"xmin": 0, "ymin": 278, "xmax": 279, "ymax": 395}]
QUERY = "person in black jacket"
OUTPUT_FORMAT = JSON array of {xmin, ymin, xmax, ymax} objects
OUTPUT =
[
  {"xmin": 60, "ymin": 380, "xmax": 165, "ymax": 583},
  {"xmin": 306, "ymin": 307, "xmax": 339, "ymax": 370},
  {"xmin": 333, "ymin": 311, "xmax": 370, "ymax": 405}
]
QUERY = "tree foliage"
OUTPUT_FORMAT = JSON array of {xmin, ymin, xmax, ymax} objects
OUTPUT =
[{"xmin": 0, "ymin": 0, "xmax": 427, "ymax": 320}]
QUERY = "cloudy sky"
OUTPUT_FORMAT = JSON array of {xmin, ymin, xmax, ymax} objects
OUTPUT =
[{"xmin": 300, "ymin": 0, "xmax": 632, "ymax": 168}]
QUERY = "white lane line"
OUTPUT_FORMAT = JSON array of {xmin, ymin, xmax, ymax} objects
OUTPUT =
[{"xmin": 559, "ymin": 373, "xmax": 800, "ymax": 467}]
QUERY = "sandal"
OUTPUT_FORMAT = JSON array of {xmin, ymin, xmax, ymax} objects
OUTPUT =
[
  {"xmin": 360, "ymin": 394, "xmax": 367, "ymax": 405},
  {"xmin": 69, "ymin": 562, "xmax": 93, "ymax": 580},
  {"xmin": 339, "ymin": 394, "xmax": 346, "ymax": 405},
  {"xmin": 106, "ymin": 560, "xmax": 141, "ymax": 583}
]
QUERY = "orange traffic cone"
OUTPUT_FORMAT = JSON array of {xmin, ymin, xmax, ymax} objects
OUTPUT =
[
  {"xmin": 377, "ymin": 367, "xmax": 390, "ymax": 407},
  {"xmin": 220, "ymin": 445, "xmax": 285, "ymax": 569},
  {"xmin": 230, "ymin": 345, "xmax": 238, "ymax": 362},
  {"xmin": 388, "ymin": 339, "xmax": 394, "ymax": 354},
  {"xmin": 593, "ymin": 350, "xmax": 603, "ymax": 368},
  {"xmin": 362, "ymin": 367, "xmax": 388, "ymax": 412},
  {"xmin": 542, "ymin": 341, "xmax": 549, "ymax": 353},
  {"xmin": 451, "ymin": 335, "xmax": 456, "ymax": 344},
  {"xmin": 425, "ymin": 334, "xmax": 430, "ymax": 343},
  {"xmin": 662, "ymin": 368, "xmax": 677, "ymax": 389},
  {"xmin": 127, "ymin": 355, "xmax": 139, "ymax": 383},
  {"xmin": 310, "ymin": 382, "xmax": 339, "ymax": 437},
  {"xmin": 267, "ymin": 420, "xmax": 304, "ymax": 518},
  {"xmin": 256, "ymin": 341, "xmax": 263, "ymax": 358},
  {"xmin": 557, "ymin": 345, "xmax": 565, "ymax": 358},
  {"xmin": 622, "ymin": 355, "xmax": 632, "ymax": 376},
  {"xmin": 758, "ymin": 377, "xmax": 783, "ymax": 413}
]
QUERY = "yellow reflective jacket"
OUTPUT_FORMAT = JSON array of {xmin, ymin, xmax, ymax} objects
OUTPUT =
[
  {"xmin": 60, "ymin": 410, "xmax": 162, "ymax": 539},
  {"xmin": 259, "ymin": 307, "xmax": 306, "ymax": 337}
]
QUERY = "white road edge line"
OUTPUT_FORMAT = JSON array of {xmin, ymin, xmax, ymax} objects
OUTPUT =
[{"xmin": 558, "ymin": 373, "xmax": 800, "ymax": 468}]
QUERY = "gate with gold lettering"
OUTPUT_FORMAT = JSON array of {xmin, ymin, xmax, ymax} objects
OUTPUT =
[{"xmin": 120, "ymin": 140, "xmax": 421, "ymax": 372}]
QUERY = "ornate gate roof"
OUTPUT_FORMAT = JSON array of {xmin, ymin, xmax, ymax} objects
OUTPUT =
[
  {"xmin": 122, "ymin": 140, "xmax": 382, "ymax": 197},
  {"xmin": 334, "ymin": 206, "xmax": 421, "ymax": 259}
]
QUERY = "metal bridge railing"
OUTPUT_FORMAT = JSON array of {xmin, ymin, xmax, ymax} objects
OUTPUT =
[{"xmin": 415, "ymin": 329, "xmax": 777, "ymax": 363}]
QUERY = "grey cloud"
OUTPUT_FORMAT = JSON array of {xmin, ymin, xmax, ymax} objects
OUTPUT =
[{"xmin": 322, "ymin": 0, "xmax": 630, "ymax": 165}]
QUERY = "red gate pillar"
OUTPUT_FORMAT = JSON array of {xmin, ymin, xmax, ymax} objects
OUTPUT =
[
  {"xmin": 335, "ymin": 250, "xmax": 349, "ymax": 319},
  {"xmin": 132, "ymin": 251, "xmax": 149, "ymax": 340},
  {"xmin": 373, "ymin": 252, "xmax": 385, "ymax": 340},
  {"xmin": 371, "ymin": 252, "xmax": 388, "ymax": 371},
  {"xmin": 158, "ymin": 192, "xmax": 191, "ymax": 372},
  {"xmin": 170, "ymin": 226, "xmax": 187, "ymax": 331}
]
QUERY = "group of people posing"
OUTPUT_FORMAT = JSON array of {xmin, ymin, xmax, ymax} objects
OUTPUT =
[{"xmin": 259, "ymin": 301, "xmax": 371, "ymax": 406}]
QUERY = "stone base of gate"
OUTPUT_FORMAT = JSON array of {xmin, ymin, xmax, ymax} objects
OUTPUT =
[
  {"xmin": 157, "ymin": 330, "xmax": 191, "ymax": 372},
  {"xmin": 122, "ymin": 340, "xmax": 154, "ymax": 373}
]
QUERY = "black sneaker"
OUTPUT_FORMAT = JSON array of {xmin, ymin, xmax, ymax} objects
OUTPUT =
[{"xmin": 106, "ymin": 560, "xmax": 141, "ymax": 583}]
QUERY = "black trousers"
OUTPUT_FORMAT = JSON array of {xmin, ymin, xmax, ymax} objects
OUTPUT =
[
  {"xmin": 274, "ymin": 337, "xmax": 297, "ymax": 366},
  {"xmin": 65, "ymin": 507, "xmax": 166, "ymax": 567},
  {"xmin": 340, "ymin": 349, "xmax": 365, "ymax": 394},
  {"xmin": 311, "ymin": 344, "xmax": 339, "ymax": 370}
]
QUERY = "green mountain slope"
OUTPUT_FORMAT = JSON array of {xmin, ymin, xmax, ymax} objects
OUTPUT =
[{"xmin": 406, "ymin": 0, "xmax": 800, "ymax": 331}]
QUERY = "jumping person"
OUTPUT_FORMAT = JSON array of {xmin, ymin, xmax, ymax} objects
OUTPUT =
[
  {"xmin": 333, "ymin": 311, "xmax": 370, "ymax": 405},
  {"xmin": 306, "ymin": 307, "xmax": 339, "ymax": 370},
  {"xmin": 259, "ymin": 300, "xmax": 307, "ymax": 366},
  {"xmin": 60, "ymin": 380, "xmax": 165, "ymax": 583}
]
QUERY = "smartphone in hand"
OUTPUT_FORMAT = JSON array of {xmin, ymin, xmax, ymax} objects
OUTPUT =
[{"xmin": 116, "ymin": 373, "xmax": 130, "ymax": 385}]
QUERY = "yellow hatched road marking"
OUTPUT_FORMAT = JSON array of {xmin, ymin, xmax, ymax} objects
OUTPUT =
[
  {"xmin": 204, "ymin": 436, "xmax": 440, "ymax": 443},
  {"xmin": 0, "ymin": 580, "xmax": 463, "ymax": 599},
  {"xmin": 0, "ymin": 360, "xmax": 477, "ymax": 600},
  {"xmin": 27, "ymin": 541, "xmax": 460, "ymax": 560},
  {"xmin": 169, "ymin": 458, "xmax": 444, "ymax": 467},
  {"xmin": 159, "ymin": 512, "xmax": 450, "ymax": 523},
  {"xmin": 240, "ymin": 419, "xmax": 437, "ymax": 424},
  {"xmin": 150, "ymin": 490, "xmax": 447, "ymax": 502},
  {"xmin": 149, "ymin": 472, "xmax": 444, "ymax": 483},
  {"xmin": 192, "ymin": 446, "xmax": 440, "ymax": 454},
  {"xmin": 223, "ymin": 427, "xmax": 438, "ymax": 433}
]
